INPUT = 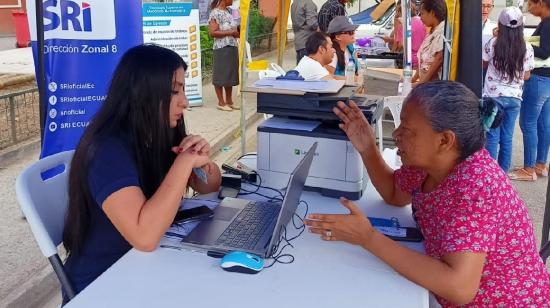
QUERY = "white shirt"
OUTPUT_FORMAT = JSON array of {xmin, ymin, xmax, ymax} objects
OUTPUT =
[
  {"xmin": 482, "ymin": 19, "xmax": 498, "ymax": 50},
  {"xmin": 294, "ymin": 56, "xmax": 330, "ymax": 80},
  {"xmin": 329, "ymin": 48, "xmax": 351, "ymax": 70},
  {"xmin": 418, "ymin": 22, "xmax": 445, "ymax": 80},
  {"xmin": 483, "ymin": 37, "xmax": 535, "ymax": 99}
]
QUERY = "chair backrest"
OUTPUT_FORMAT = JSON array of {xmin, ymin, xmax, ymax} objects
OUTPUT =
[
  {"xmin": 16, "ymin": 150, "xmax": 74, "ymax": 258},
  {"xmin": 258, "ymin": 69, "xmax": 282, "ymax": 79},
  {"xmin": 383, "ymin": 95, "xmax": 405, "ymax": 129},
  {"xmin": 269, "ymin": 63, "xmax": 286, "ymax": 75}
]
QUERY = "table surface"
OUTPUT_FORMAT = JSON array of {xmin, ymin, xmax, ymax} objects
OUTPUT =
[{"xmin": 66, "ymin": 156, "xmax": 428, "ymax": 308}]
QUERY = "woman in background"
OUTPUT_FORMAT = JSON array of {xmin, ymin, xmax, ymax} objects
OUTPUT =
[
  {"xmin": 383, "ymin": 1, "xmax": 426, "ymax": 69},
  {"xmin": 209, "ymin": 0, "xmax": 240, "ymax": 111},
  {"xmin": 326, "ymin": 16, "xmax": 359, "ymax": 76},
  {"xmin": 509, "ymin": 0, "xmax": 550, "ymax": 180},
  {"xmin": 484, "ymin": 7, "xmax": 534, "ymax": 173},
  {"xmin": 412, "ymin": 0, "xmax": 446, "ymax": 86}
]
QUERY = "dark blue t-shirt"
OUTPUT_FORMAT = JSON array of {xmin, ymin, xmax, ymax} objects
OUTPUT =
[{"xmin": 64, "ymin": 133, "xmax": 140, "ymax": 295}]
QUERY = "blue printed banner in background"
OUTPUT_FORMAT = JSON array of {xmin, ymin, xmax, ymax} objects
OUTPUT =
[{"xmin": 26, "ymin": 0, "xmax": 143, "ymax": 158}]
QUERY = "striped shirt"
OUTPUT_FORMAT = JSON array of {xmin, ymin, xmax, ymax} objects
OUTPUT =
[{"xmin": 318, "ymin": 0, "xmax": 346, "ymax": 33}]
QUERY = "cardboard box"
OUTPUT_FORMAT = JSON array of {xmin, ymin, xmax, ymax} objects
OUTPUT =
[{"xmin": 370, "ymin": 0, "xmax": 394, "ymax": 21}]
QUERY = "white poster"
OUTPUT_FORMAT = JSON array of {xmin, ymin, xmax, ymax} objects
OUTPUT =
[{"xmin": 143, "ymin": 3, "xmax": 203, "ymax": 106}]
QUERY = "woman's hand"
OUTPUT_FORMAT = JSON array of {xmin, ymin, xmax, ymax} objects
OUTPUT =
[
  {"xmin": 333, "ymin": 100, "xmax": 375, "ymax": 153},
  {"xmin": 305, "ymin": 197, "xmax": 376, "ymax": 247},
  {"xmin": 172, "ymin": 134, "xmax": 210, "ymax": 156}
]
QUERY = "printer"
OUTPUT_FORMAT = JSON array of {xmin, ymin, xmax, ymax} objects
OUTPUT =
[{"xmin": 254, "ymin": 84, "xmax": 383, "ymax": 200}]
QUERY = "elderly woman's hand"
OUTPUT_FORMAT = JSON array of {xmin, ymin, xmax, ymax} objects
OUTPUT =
[
  {"xmin": 333, "ymin": 100, "xmax": 375, "ymax": 153},
  {"xmin": 305, "ymin": 198, "xmax": 376, "ymax": 247}
]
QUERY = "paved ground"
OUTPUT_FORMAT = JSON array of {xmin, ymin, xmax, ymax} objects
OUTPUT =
[{"xmin": 0, "ymin": 36, "xmax": 17, "ymax": 52}]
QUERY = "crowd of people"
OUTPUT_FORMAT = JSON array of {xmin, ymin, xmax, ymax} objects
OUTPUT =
[{"xmin": 56, "ymin": 0, "xmax": 550, "ymax": 307}]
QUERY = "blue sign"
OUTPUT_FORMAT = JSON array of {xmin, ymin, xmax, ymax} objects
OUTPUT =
[{"xmin": 27, "ymin": 0, "xmax": 143, "ymax": 158}]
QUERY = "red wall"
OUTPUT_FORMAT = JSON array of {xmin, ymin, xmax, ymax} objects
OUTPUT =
[{"xmin": 0, "ymin": 0, "xmax": 26, "ymax": 37}]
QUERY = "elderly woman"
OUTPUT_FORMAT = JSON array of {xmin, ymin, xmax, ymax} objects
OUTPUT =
[
  {"xmin": 305, "ymin": 81, "xmax": 550, "ymax": 307},
  {"xmin": 411, "ymin": 0, "xmax": 446, "ymax": 86}
]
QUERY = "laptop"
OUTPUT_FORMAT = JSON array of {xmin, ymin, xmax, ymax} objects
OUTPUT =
[{"xmin": 181, "ymin": 142, "xmax": 318, "ymax": 258}]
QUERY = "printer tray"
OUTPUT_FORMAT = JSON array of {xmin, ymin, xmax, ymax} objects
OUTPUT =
[{"xmin": 257, "ymin": 87, "xmax": 381, "ymax": 123}]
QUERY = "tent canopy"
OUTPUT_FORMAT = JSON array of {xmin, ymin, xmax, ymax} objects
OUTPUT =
[{"xmin": 238, "ymin": 0, "xmax": 481, "ymax": 96}]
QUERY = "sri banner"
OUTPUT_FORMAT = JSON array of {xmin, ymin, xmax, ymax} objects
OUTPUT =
[
  {"xmin": 26, "ymin": 0, "xmax": 143, "ymax": 158},
  {"xmin": 143, "ymin": 2, "xmax": 203, "ymax": 106}
]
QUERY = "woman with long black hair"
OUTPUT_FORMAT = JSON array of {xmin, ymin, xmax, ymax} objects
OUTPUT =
[
  {"xmin": 326, "ymin": 16, "xmax": 358, "ymax": 76},
  {"xmin": 483, "ymin": 7, "xmax": 534, "ymax": 173},
  {"xmin": 62, "ymin": 44, "xmax": 222, "ymax": 300},
  {"xmin": 509, "ymin": 0, "xmax": 550, "ymax": 180}
]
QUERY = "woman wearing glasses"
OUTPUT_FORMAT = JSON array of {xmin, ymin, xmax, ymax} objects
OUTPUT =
[{"xmin": 325, "ymin": 16, "xmax": 359, "ymax": 76}]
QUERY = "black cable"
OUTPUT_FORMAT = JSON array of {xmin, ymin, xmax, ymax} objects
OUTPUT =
[
  {"xmin": 263, "ymin": 200, "xmax": 309, "ymax": 268},
  {"xmin": 237, "ymin": 172, "xmax": 262, "ymax": 196}
]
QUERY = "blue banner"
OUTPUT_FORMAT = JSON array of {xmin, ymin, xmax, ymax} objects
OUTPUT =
[{"xmin": 26, "ymin": 0, "xmax": 143, "ymax": 158}]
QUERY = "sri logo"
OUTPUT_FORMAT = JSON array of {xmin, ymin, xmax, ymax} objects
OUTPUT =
[
  {"xmin": 40, "ymin": 0, "xmax": 116, "ymax": 40},
  {"xmin": 44, "ymin": 0, "xmax": 92, "ymax": 32}
]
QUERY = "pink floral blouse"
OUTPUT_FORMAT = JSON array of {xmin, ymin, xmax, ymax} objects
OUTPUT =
[{"xmin": 394, "ymin": 149, "xmax": 550, "ymax": 307}]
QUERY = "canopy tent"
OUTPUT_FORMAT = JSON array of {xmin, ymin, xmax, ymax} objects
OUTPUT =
[
  {"xmin": 238, "ymin": 0, "xmax": 481, "ymax": 94},
  {"xmin": 31, "ymin": 0, "xmax": 481, "ymax": 151}
]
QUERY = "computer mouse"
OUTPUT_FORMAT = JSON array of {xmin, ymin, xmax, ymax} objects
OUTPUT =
[{"xmin": 220, "ymin": 251, "xmax": 264, "ymax": 274}]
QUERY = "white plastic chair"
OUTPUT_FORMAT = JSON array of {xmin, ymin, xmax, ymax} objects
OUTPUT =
[
  {"xmin": 15, "ymin": 150, "xmax": 76, "ymax": 300},
  {"xmin": 376, "ymin": 95, "xmax": 405, "ymax": 153}
]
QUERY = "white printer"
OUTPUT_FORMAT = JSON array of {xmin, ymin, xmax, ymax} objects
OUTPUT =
[{"xmin": 255, "ymin": 86, "xmax": 382, "ymax": 200}]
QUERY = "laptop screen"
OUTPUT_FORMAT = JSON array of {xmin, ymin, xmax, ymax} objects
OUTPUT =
[{"xmin": 266, "ymin": 142, "xmax": 317, "ymax": 256}]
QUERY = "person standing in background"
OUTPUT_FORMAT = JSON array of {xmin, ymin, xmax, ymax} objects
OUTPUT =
[
  {"xmin": 208, "ymin": 0, "xmax": 240, "ymax": 112},
  {"xmin": 483, "ymin": 7, "xmax": 534, "ymax": 173},
  {"xmin": 383, "ymin": 1, "xmax": 427, "ymax": 69},
  {"xmin": 482, "ymin": 0, "xmax": 498, "ymax": 48},
  {"xmin": 291, "ymin": 0, "xmax": 319, "ymax": 64},
  {"xmin": 509, "ymin": 0, "xmax": 550, "ymax": 181},
  {"xmin": 326, "ymin": 16, "xmax": 359, "ymax": 76},
  {"xmin": 412, "ymin": 0, "xmax": 446, "ymax": 87},
  {"xmin": 482, "ymin": 0, "xmax": 498, "ymax": 83},
  {"xmin": 318, "ymin": 0, "xmax": 348, "ymax": 33}
]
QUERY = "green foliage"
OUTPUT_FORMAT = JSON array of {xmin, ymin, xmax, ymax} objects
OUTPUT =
[
  {"xmin": 200, "ymin": 26, "xmax": 214, "ymax": 77},
  {"xmin": 248, "ymin": 9, "xmax": 276, "ymax": 46}
]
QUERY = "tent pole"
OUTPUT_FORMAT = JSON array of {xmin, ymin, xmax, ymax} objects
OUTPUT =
[
  {"xmin": 442, "ymin": 0, "xmax": 456, "ymax": 80},
  {"xmin": 240, "ymin": 2, "xmax": 251, "ymax": 155},
  {"xmin": 277, "ymin": 0, "xmax": 285, "ymax": 66},
  {"xmin": 35, "ymin": 0, "xmax": 46, "ymax": 148},
  {"xmin": 401, "ymin": 0, "xmax": 413, "ymax": 96}
]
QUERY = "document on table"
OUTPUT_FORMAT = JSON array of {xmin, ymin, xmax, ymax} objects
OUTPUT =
[
  {"xmin": 253, "ymin": 78, "xmax": 345, "ymax": 93},
  {"xmin": 261, "ymin": 117, "xmax": 321, "ymax": 131}
]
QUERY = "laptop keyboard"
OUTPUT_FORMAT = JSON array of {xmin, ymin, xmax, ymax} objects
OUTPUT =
[{"xmin": 214, "ymin": 201, "xmax": 280, "ymax": 250}]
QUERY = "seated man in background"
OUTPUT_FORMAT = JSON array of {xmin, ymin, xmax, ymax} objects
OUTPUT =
[{"xmin": 294, "ymin": 32, "xmax": 337, "ymax": 80}]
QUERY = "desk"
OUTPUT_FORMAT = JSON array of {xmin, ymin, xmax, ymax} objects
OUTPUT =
[{"xmin": 66, "ymin": 165, "xmax": 428, "ymax": 307}]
